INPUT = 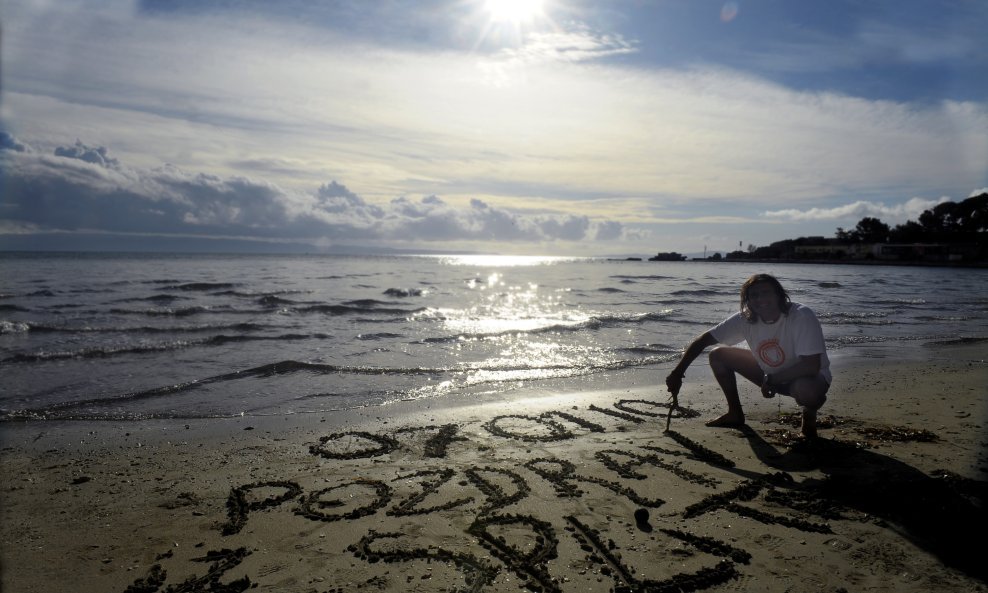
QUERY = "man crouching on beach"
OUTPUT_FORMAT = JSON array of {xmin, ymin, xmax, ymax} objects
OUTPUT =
[{"xmin": 665, "ymin": 273, "xmax": 832, "ymax": 438}]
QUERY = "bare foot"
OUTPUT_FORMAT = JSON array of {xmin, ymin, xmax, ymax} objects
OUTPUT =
[{"xmin": 705, "ymin": 413, "xmax": 745, "ymax": 428}]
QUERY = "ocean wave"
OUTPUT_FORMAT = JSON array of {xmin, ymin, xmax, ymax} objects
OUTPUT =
[
  {"xmin": 1, "ymin": 333, "xmax": 331, "ymax": 363},
  {"xmin": 464, "ymin": 355, "xmax": 674, "ymax": 375},
  {"xmin": 430, "ymin": 354, "xmax": 680, "ymax": 395},
  {"xmin": 827, "ymin": 334, "xmax": 935, "ymax": 347},
  {"xmin": 915, "ymin": 315, "xmax": 973, "ymax": 322},
  {"xmin": 126, "ymin": 279, "xmax": 183, "ymax": 285},
  {"xmin": 109, "ymin": 306, "xmax": 226, "ymax": 317},
  {"xmin": 6, "ymin": 253, "xmax": 986, "ymax": 422},
  {"xmin": 590, "ymin": 310, "xmax": 676, "ymax": 326},
  {"xmin": 293, "ymin": 389, "xmax": 393, "ymax": 403},
  {"xmin": 819, "ymin": 311, "xmax": 888, "ymax": 318},
  {"xmin": 419, "ymin": 310, "xmax": 676, "ymax": 343},
  {"xmin": 114, "ymin": 294, "xmax": 189, "ymax": 304},
  {"xmin": 3, "ymin": 341, "xmax": 205, "ymax": 363},
  {"xmin": 357, "ymin": 332, "xmax": 405, "ymax": 340},
  {"xmin": 875, "ymin": 298, "xmax": 927, "ymax": 305},
  {"xmin": 0, "ymin": 320, "xmax": 31, "ymax": 334},
  {"xmin": 0, "ymin": 409, "xmax": 237, "ymax": 422},
  {"xmin": 201, "ymin": 333, "xmax": 331, "ymax": 345},
  {"xmin": 0, "ymin": 304, "xmax": 29, "ymax": 312},
  {"xmin": 669, "ymin": 289, "xmax": 722, "ymax": 296},
  {"xmin": 214, "ymin": 289, "xmax": 312, "ymax": 298},
  {"xmin": 384, "ymin": 288, "xmax": 424, "ymax": 297},
  {"xmin": 924, "ymin": 336, "xmax": 988, "ymax": 346},
  {"xmin": 642, "ymin": 299, "xmax": 697, "ymax": 306},
  {"xmin": 818, "ymin": 311, "xmax": 894, "ymax": 325},
  {"xmin": 959, "ymin": 296, "xmax": 988, "ymax": 304},
  {"xmin": 170, "ymin": 282, "xmax": 239, "ymax": 291},
  {"xmin": 1, "ymin": 349, "xmax": 679, "ymax": 418},
  {"xmin": 257, "ymin": 295, "xmax": 299, "ymax": 307},
  {"xmin": 1, "ymin": 359, "xmax": 454, "ymax": 420},
  {"xmin": 828, "ymin": 335, "xmax": 892, "ymax": 346},
  {"xmin": 108, "ymin": 301, "xmax": 391, "ymax": 317},
  {"xmin": 5, "ymin": 321, "xmax": 270, "ymax": 334},
  {"xmin": 619, "ymin": 343, "xmax": 679, "ymax": 355},
  {"xmin": 296, "ymin": 304, "xmax": 424, "ymax": 316},
  {"xmin": 0, "ymin": 348, "xmax": 696, "ymax": 421},
  {"xmin": 343, "ymin": 299, "xmax": 399, "ymax": 308}
]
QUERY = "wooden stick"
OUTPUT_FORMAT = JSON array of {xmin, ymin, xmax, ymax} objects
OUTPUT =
[{"xmin": 665, "ymin": 393, "xmax": 678, "ymax": 432}]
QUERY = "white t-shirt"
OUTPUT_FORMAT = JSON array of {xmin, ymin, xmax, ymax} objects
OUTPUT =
[{"xmin": 709, "ymin": 303, "xmax": 831, "ymax": 384}]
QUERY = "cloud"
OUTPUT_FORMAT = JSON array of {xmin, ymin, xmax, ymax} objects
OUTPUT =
[
  {"xmin": 54, "ymin": 140, "xmax": 120, "ymax": 168},
  {"xmin": 855, "ymin": 19, "xmax": 984, "ymax": 65},
  {"xmin": 1, "ymin": 131, "xmax": 29, "ymax": 152},
  {"xmin": 475, "ymin": 27, "xmax": 637, "ymax": 88},
  {"xmin": 494, "ymin": 28, "xmax": 638, "ymax": 65},
  {"xmin": 8, "ymin": 0, "xmax": 976, "ymax": 207},
  {"xmin": 2, "ymin": 0, "xmax": 985, "ymax": 256},
  {"xmin": 0, "ymin": 135, "xmax": 627, "ymax": 248},
  {"xmin": 315, "ymin": 181, "xmax": 385, "ymax": 221},
  {"xmin": 762, "ymin": 197, "xmax": 952, "ymax": 224},
  {"xmin": 592, "ymin": 220, "xmax": 623, "ymax": 241}
]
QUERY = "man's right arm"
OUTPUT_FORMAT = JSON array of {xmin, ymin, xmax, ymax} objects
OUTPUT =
[{"xmin": 665, "ymin": 331, "xmax": 717, "ymax": 396}]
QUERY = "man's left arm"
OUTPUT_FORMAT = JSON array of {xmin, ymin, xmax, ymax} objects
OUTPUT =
[
  {"xmin": 766, "ymin": 353, "xmax": 821, "ymax": 385},
  {"xmin": 769, "ymin": 308, "xmax": 825, "ymax": 385}
]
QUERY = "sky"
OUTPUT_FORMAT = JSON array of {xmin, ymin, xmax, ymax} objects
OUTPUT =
[{"xmin": 1, "ymin": 0, "xmax": 987, "ymax": 256}]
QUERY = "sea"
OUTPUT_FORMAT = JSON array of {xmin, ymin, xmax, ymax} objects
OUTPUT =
[{"xmin": 1, "ymin": 252, "xmax": 986, "ymax": 423}]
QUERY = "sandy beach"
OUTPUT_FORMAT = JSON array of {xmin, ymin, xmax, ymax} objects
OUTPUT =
[{"xmin": 2, "ymin": 343, "xmax": 986, "ymax": 593}]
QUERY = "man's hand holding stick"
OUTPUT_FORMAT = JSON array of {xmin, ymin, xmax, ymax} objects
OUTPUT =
[{"xmin": 664, "ymin": 370, "xmax": 683, "ymax": 432}]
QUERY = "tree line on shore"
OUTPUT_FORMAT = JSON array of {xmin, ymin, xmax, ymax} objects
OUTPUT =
[{"xmin": 723, "ymin": 192, "xmax": 988, "ymax": 263}]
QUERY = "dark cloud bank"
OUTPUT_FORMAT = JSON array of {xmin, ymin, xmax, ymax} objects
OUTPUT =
[{"xmin": 0, "ymin": 134, "xmax": 625, "ymax": 253}]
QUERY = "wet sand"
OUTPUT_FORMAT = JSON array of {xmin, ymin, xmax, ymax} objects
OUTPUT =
[{"xmin": 2, "ymin": 343, "xmax": 986, "ymax": 593}]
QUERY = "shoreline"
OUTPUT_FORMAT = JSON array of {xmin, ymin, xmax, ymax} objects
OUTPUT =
[
  {"xmin": 2, "ymin": 344, "xmax": 986, "ymax": 593},
  {"xmin": 0, "ymin": 339, "xmax": 976, "ymax": 452}
]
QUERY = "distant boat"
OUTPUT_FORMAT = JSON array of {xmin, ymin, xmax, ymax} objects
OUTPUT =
[{"xmin": 648, "ymin": 252, "xmax": 687, "ymax": 261}]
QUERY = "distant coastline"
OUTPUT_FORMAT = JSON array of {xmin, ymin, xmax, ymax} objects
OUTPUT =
[
  {"xmin": 644, "ymin": 193, "xmax": 988, "ymax": 268},
  {"xmin": 685, "ymin": 256, "xmax": 988, "ymax": 269}
]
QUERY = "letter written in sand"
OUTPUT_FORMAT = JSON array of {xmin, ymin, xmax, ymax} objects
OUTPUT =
[
  {"xmin": 296, "ymin": 479, "xmax": 393, "ymax": 523},
  {"xmin": 566, "ymin": 516, "xmax": 750, "ymax": 591}
]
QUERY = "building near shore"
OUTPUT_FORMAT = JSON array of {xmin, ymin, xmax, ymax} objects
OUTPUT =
[
  {"xmin": 725, "ymin": 237, "xmax": 983, "ymax": 264},
  {"xmin": 792, "ymin": 241, "xmax": 978, "ymax": 262}
]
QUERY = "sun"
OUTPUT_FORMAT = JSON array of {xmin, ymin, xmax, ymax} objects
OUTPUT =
[
  {"xmin": 470, "ymin": 0, "xmax": 554, "ymax": 50},
  {"xmin": 483, "ymin": 0, "xmax": 545, "ymax": 24}
]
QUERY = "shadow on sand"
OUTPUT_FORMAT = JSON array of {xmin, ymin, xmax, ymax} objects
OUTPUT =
[{"xmin": 738, "ymin": 426, "xmax": 988, "ymax": 583}]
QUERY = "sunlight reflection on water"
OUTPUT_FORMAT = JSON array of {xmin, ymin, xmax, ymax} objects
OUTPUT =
[
  {"xmin": 438, "ymin": 273, "xmax": 594, "ymax": 336},
  {"xmin": 415, "ymin": 260, "xmax": 612, "ymax": 400}
]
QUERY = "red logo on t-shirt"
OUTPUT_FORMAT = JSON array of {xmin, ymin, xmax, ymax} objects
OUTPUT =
[{"xmin": 758, "ymin": 339, "xmax": 786, "ymax": 367}]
